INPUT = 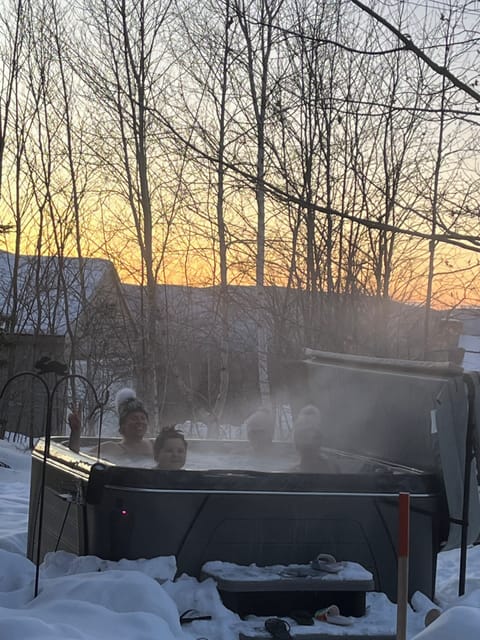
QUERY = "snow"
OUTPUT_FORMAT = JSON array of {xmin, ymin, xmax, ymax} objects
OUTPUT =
[
  {"xmin": 1, "ymin": 438, "xmax": 480, "ymax": 639},
  {"xmin": 201, "ymin": 559, "xmax": 373, "ymax": 582}
]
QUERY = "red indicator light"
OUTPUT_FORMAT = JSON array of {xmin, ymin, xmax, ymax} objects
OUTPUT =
[{"xmin": 120, "ymin": 509, "xmax": 128, "ymax": 516}]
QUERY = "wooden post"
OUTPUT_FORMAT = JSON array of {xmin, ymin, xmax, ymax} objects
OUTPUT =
[{"xmin": 396, "ymin": 492, "xmax": 410, "ymax": 640}]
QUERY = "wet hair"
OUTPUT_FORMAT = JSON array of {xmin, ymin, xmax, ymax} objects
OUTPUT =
[{"xmin": 153, "ymin": 425, "xmax": 187, "ymax": 459}]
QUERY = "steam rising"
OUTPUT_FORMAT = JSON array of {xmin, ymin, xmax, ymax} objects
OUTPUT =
[{"xmin": 97, "ymin": 356, "xmax": 454, "ymax": 475}]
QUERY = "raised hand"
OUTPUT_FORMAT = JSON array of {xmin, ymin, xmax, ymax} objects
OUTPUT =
[{"xmin": 67, "ymin": 403, "xmax": 82, "ymax": 452}]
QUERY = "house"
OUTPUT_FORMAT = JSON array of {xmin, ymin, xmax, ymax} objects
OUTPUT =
[{"xmin": 0, "ymin": 250, "xmax": 129, "ymax": 438}]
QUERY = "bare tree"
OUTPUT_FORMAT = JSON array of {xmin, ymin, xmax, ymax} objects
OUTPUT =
[
  {"xmin": 75, "ymin": 0, "xmax": 175, "ymax": 422},
  {"xmin": 0, "ymin": 0, "xmax": 25, "ymax": 200},
  {"xmin": 233, "ymin": 0, "xmax": 285, "ymax": 406}
]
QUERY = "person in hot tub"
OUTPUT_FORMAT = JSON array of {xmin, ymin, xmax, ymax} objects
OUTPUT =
[
  {"xmin": 292, "ymin": 404, "xmax": 339, "ymax": 473},
  {"xmin": 153, "ymin": 426, "xmax": 187, "ymax": 470},
  {"xmin": 68, "ymin": 388, "xmax": 153, "ymax": 462},
  {"xmin": 245, "ymin": 407, "xmax": 275, "ymax": 454}
]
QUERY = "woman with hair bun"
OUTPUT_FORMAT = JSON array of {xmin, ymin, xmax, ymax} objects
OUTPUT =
[{"xmin": 68, "ymin": 388, "xmax": 153, "ymax": 462}]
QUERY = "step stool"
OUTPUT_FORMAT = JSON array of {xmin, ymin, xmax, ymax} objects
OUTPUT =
[{"xmin": 201, "ymin": 560, "xmax": 375, "ymax": 618}]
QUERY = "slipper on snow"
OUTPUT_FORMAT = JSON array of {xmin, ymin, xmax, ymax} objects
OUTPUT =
[
  {"xmin": 289, "ymin": 610, "xmax": 314, "ymax": 625},
  {"xmin": 314, "ymin": 605, "xmax": 354, "ymax": 626},
  {"xmin": 179, "ymin": 608, "xmax": 212, "ymax": 624},
  {"xmin": 264, "ymin": 617, "xmax": 293, "ymax": 639},
  {"xmin": 310, "ymin": 553, "xmax": 345, "ymax": 573}
]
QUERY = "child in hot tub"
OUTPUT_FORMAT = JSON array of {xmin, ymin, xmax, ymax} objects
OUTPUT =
[{"xmin": 153, "ymin": 426, "xmax": 187, "ymax": 470}]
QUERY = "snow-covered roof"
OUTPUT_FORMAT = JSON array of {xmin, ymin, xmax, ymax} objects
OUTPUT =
[
  {"xmin": 121, "ymin": 283, "xmax": 260, "ymax": 351},
  {"xmin": 0, "ymin": 250, "xmax": 115, "ymax": 334}
]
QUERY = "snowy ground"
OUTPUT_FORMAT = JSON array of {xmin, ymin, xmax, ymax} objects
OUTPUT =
[{"xmin": 1, "ymin": 438, "xmax": 480, "ymax": 639}]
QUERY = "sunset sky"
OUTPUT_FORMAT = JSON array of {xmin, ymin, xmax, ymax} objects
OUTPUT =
[{"xmin": 1, "ymin": 0, "xmax": 480, "ymax": 310}]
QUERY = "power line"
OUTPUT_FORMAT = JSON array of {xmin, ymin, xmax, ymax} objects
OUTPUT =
[
  {"xmin": 379, "ymin": 0, "xmax": 480, "ymax": 16},
  {"xmin": 234, "ymin": 2, "xmax": 480, "ymax": 57},
  {"xmin": 350, "ymin": 0, "xmax": 480, "ymax": 104}
]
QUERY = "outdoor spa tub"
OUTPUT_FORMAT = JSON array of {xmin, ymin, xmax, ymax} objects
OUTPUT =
[{"xmin": 27, "ymin": 350, "xmax": 480, "ymax": 606}]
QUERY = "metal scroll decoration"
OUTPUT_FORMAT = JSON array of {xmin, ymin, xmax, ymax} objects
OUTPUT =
[{"xmin": 0, "ymin": 369, "xmax": 109, "ymax": 597}]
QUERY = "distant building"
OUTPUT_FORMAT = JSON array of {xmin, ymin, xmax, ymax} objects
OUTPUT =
[{"xmin": 0, "ymin": 250, "xmax": 128, "ymax": 438}]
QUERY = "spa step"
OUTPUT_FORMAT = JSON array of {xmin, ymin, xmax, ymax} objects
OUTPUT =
[{"xmin": 202, "ymin": 560, "xmax": 374, "ymax": 617}]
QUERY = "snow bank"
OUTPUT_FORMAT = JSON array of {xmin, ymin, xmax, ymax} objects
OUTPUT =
[{"xmin": 412, "ymin": 604, "xmax": 480, "ymax": 640}]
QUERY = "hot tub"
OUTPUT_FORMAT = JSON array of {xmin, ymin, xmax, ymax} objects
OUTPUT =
[{"xmin": 27, "ymin": 350, "xmax": 480, "ymax": 604}]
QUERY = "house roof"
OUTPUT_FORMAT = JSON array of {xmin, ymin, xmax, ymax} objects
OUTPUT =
[
  {"xmin": 121, "ymin": 282, "xmax": 266, "ymax": 351},
  {"xmin": 0, "ymin": 250, "xmax": 115, "ymax": 334}
]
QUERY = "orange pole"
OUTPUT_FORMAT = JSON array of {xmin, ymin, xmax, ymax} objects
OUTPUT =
[{"xmin": 396, "ymin": 492, "xmax": 410, "ymax": 640}]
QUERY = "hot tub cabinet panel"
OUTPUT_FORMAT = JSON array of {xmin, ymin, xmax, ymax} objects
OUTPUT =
[{"xmin": 28, "ymin": 445, "xmax": 91, "ymax": 561}]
